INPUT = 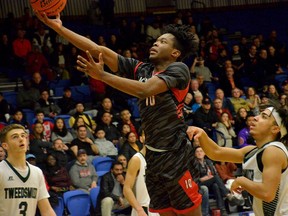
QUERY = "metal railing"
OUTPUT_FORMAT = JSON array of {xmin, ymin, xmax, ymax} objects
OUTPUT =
[{"xmin": 0, "ymin": 0, "xmax": 286, "ymax": 19}]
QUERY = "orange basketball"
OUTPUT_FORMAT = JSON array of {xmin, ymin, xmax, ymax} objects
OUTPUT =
[{"xmin": 30, "ymin": 0, "xmax": 67, "ymax": 17}]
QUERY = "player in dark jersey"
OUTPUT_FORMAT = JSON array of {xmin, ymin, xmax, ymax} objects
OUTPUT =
[{"xmin": 36, "ymin": 12, "xmax": 202, "ymax": 216}]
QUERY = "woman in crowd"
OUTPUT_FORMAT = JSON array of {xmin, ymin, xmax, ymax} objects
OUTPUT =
[
  {"xmin": 234, "ymin": 107, "xmax": 249, "ymax": 135},
  {"xmin": 43, "ymin": 154, "xmax": 73, "ymax": 196},
  {"xmin": 245, "ymin": 87, "xmax": 261, "ymax": 115},
  {"xmin": 215, "ymin": 112, "xmax": 237, "ymax": 148},
  {"xmin": 29, "ymin": 122, "xmax": 53, "ymax": 169},
  {"xmin": 51, "ymin": 117, "xmax": 73, "ymax": 145},
  {"xmin": 120, "ymin": 131, "xmax": 143, "ymax": 162}
]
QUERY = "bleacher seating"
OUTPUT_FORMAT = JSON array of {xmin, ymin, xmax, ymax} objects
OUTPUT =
[
  {"xmin": 48, "ymin": 79, "xmax": 71, "ymax": 93},
  {"xmin": 63, "ymin": 190, "xmax": 91, "ymax": 216},
  {"xmin": 3, "ymin": 91, "xmax": 18, "ymax": 110},
  {"xmin": 54, "ymin": 85, "xmax": 92, "ymax": 104},
  {"xmin": 53, "ymin": 196, "xmax": 65, "ymax": 216}
]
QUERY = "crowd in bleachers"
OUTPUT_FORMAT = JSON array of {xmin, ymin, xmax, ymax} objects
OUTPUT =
[{"xmin": 1, "ymin": 7, "xmax": 288, "ymax": 215}]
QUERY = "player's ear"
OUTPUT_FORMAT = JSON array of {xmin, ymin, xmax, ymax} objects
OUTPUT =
[
  {"xmin": 171, "ymin": 49, "xmax": 181, "ymax": 59},
  {"xmin": 1, "ymin": 142, "xmax": 8, "ymax": 151},
  {"xmin": 271, "ymin": 125, "xmax": 280, "ymax": 135}
]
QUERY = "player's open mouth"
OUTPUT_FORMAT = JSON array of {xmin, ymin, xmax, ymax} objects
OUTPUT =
[{"xmin": 150, "ymin": 48, "xmax": 157, "ymax": 54}]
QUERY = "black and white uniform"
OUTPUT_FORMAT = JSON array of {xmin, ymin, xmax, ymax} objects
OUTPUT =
[
  {"xmin": 0, "ymin": 160, "xmax": 49, "ymax": 216},
  {"xmin": 243, "ymin": 142, "xmax": 288, "ymax": 216}
]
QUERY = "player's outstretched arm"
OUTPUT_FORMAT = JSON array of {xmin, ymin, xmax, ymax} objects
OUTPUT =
[
  {"xmin": 38, "ymin": 198, "xmax": 56, "ymax": 216},
  {"xmin": 187, "ymin": 126, "xmax": 255, "ymax": 163},
  {"xmin": 34, "ymin": 11, "xmax": 118, "ymax": 72},
  {"xmin": 77, "ymin": 51, "xmax": 169, "ymax": 99}
]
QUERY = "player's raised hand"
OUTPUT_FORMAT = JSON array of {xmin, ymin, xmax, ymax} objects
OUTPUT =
[
  {"xmin": 77, "ymin": 51, "xmax": 105, "ymax": 80},
  {"xmin": 186, "ymin": 126, "xmax": 205, "ymax": 141},
  {"xmin": 34, "ymin": 11, "xmax": 63, "ymax": 30}
]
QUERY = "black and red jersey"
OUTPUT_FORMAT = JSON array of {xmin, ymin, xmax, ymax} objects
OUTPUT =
[{"xmin": 118, "ymin": 56, "xmax": 190, "ymax": 150}]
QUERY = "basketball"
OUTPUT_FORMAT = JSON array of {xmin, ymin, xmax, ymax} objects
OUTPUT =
[{"xmin": 30, "ymin": 0, "xmax": 67, "ymax": 17}]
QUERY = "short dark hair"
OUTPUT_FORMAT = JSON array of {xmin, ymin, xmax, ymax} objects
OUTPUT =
[
  {"xmin": 163, "ymin": 24, "xmax": 197, "ymax": 61},
  {"xmin": 77, "ymin": 125, "xmax": 87, "ymax": 131},
  {"xmin": 111, "ymin": 161, "xmax": 123, "ymax": 169}
]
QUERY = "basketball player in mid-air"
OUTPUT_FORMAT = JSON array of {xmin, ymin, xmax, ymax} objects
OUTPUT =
[
  {"xmin": 36, "ymin": 12, "xmax": 202, "ymax": 216},
  {"xmin": 0, "ymin": 124, "xmax": 55, "ymax": 216}
]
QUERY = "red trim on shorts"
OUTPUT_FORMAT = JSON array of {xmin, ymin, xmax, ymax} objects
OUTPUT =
[
  {"xmin": 149, "ymin": 202, "xmax": 202, "ymax": 215},
  {"xmin": 149, "ymin": 170, "xmax": 202, "ymax": 215},
  {"xmin": 173, "ymin": 200, "xmax": 202, "ymax": 214},
  {"xmin": 149, "ymin": 207, "xmax": 174, "ymax": 213}
]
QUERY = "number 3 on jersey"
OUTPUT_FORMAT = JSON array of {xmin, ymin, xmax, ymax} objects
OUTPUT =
[{"xmin": 19, "ymin": 201, "xmax": 28, "ymax": 216}]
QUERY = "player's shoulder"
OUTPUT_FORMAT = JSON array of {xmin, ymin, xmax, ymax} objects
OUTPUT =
[
  {"xmin": 28, "ymin": 163, "xmax": 44, "ymax": 174},
  {"xmin": 168, "ymin": 62, "xmax": 189, "ymax": 70}
]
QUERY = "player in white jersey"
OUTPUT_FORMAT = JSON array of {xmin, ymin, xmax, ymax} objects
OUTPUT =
[
  {"xmin": 0, "ymin": 124, "xmax": 56, "ymax": 216},
  {"xmin": 123, "ymin": 133, "xmax": 159, "ymax": 216},
  {"xmin": 188, "ymin": 103, "xmax": 288, "ymax": 216}
]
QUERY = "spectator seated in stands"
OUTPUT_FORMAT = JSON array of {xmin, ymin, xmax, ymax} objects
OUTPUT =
[
  {"xmin": 118, "ymin": 109, "xmax": 140, "ymax": 139},
  {"xmin": 51, "ymin": 117, "xmax": 73, "ymax": 145},
  {"xmin": 17, "ymin": 79, "xmax": 40, "ymax": 110},
  {"xmin": 31, "ymin": 72, "xmax": 49, "ymax": 94},
  {"xmin": 49, "ymin": 138, "xmax": 74, "ymax": 168},
  {"xmin": 117, "ymin": 154, "xmax": 128, "ymax": 174},
  {"xmin": 26, "ymin": 44, "xmax": 52, "ymax": 80},
  {"xmin": 29, "ymin": 122, "xmax": 53, "ymax": 169},
  {"xmin": 0, "ymin": 92, "xmax": 11, "ymax": 123},
  {"xmin": 94, "ymin": 128, "xmax": 118, "ymax": 159},
  {"xmin": 194, "ymin": 146, "xmax": 243, "ymax": 216},
  {"xmin": 70, "ymin": 116, "xmax": 95, "ymax": 141},
  {"xmin": 191, "ymin": 91, "xmax": 203, "ymax": 113},
  {"xmin": 213, "ymin": 98, "xmax": 234, "ymax": 123},
  {"xmin": 69, "ymin": 149, "xmax": 98, "ymax": 193},
  {"xmin": 193, "ymin": 96, "xmax": 218, "ymax": 139},
  {"xmin": 70, "ymin": 125, "xmax": 99, "ymax": 159},
  {"xmin": 215, "ymin": 88, "xmax": 236, "ymax": 117},
  {"xmin": 215, "ymin": 161, "xmax": 252, "ymax": 210},
  {"xmin": 100, "ymin": 161, "xmax": 130, "ymax": 215},
  {"xmin": 32, "ymin": 24, "xmax": 53, "ymax": 55},
  {"xmin": 219, "ymin": 67, "xmax": 242, "ymax": 98},
  {"xmin": 95, "ymin": 97, "xmax": 120, "ymax": 125},
  {"xmin": 12, "ymin": 28, "xmax": 32, "ymax": 73},
  {"xmin": 32, "ymin": 109, "xmax": 54, "ymax": 141},
  {"xmin": 34, "ymin": 89, "xmax": 61, "ymax": 118},
  {"xmin": 215, "ymin": 112, "xmax": 237, "ymax": 148},
  {"xmin": 190, "ymin": 56, "xmax": 218, "ymax": 82},
  {"xmin": 57, "ymin": 87, "xmax": 77, "ymax": 115},
  {"xmin": 234, "ymin": 107, "xmax": 249, "ymax": 135},
  {"xmin": 229, "ymin": 88, "xmax": 251, "ymax": 113},
  {"xmin": 119, "ymin": 132, "xmax": 143, "ymax": 163},
  {"xmin": 97, "ymin": 112, "xmax": 121, "ymax": 146},
  {"xmin": 245, "ymin": 87, "xmax": 261, "ymax": 116},
  {"xmin": 0, "ymin": 145, "xmax": 7, "ymax": 162},
  {"xmin": 237, "ymin": 113, "xmax": 256, "ymax": 148},
  {"xmin": 8, "ymin": 109, "xmax": 29, "ymax": 131},
  {"xmin": 183, "ymin": 92, "xmax": 194, "ymax": 126},
  {"xmin": 118, "ymin": 123, "xmax": 131, "ymax": 150},
  {"xmin": 43, "ymin": 154, "xmax": 73, "ymax": 196},
  {"xmin": 69, "ymin": 102, "xmax": 97, "ymax": 134}
]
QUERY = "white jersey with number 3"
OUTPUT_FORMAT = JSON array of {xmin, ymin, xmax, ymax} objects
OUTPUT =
[{"xmin": 0, "ymin": 160, "xmax": 49, "ymax": 216}]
